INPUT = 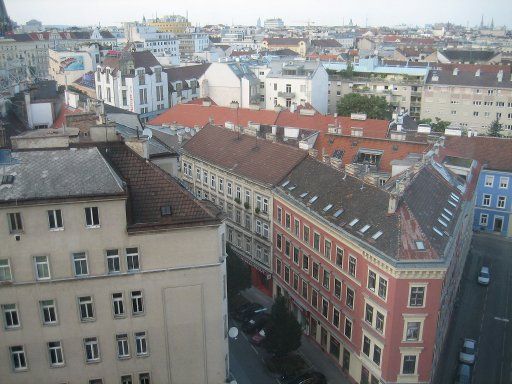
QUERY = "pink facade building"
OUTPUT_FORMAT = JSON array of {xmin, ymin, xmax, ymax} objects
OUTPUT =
[{"xmin": 272, "ymin": 156, "xmax": 476, "ymax": 384}]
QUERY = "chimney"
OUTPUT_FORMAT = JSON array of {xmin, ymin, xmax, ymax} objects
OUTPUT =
[
  {"xmin": 388, "ymin": 193, "xmax": 398, "ymax": 214},
  {"xmin": 125, "ymin": 137, "xmax": 149, "ymax": 159},
  {"xmin": 229, "ymin": 101, "xmax": 239, "ymax": 109}
]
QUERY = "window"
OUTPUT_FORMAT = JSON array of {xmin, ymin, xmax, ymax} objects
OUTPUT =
[
  {"xmin": 131, "ymin": 291, "xmax": 144, "ymax": 315},
  {"xmin": 48, "ymin": 341, "xmax": 64, "ymax": 366},
  {"xmin": 236, "ymin": 185, "xmax": 241, "ymax": 201},
  {"xmin": 262, "ymin": 197, "xmax": 269, "ymax": 213},
  {"xmin": 276, "ymin": 258, "xmax": 282, "ymax": 275},
  {"xmin": 135, "ymin": 331, "xmax": 149, "ymax": 356},
  {"xmin": 293, "ymin": 273, "xmax": 299, "ymax": 291},
  {"xmin": 313, "ymin": 233, "xmax": 320, "ymax": 251},
  {"xmin": 334, "ymin": 278, "xmax": 342, "ymax": 299},
  {"xmin": 333, "ymin": 308, "xmax": 340, "ymax": 328},
  {"xmin": 484, "ymin": 175, "xmax": 494, "ymax": 187},
  {"xmin": 139, "ymin": 373, "xmax": 151, "ymax": 384},
  {"xmin": 285, "ymin": 213, "xmax": 291, "ymax": 229},
  {"xmin": 203, "ymin": 170, "xmax": 208, "ymax": 184},
  {"xmin": 312, "ymin": 262, "xmax": 319, "ymax": 280},
  {"xmin": 336, "ymin": 247, "xmax": 343, "ymax": 268},
  {"xmin": 409, "ymin": 286, "xmax": 425, "ymax": 307},
  {"xmin": 0, "ymin": 259, "xmax": 12, "ymax": 281},
  {"xmin": 276, "ymin": 233, "xmax": 282, "ymax": 250},
  {"xmin": 85, "ymin": 207, "xmax": 100, "ymax": 227},
  {"xmin": 245, "ymin": 190, "xmax": 251, "ymax": 205},
  {"xmin": 346, "ymin": 287, "xmax": 354, "ymax": 309},
  {"xmin": 324, "ymin": 239, "xmax": 331, "ymax": 259},
  {"xmin": 2, "ymin": 304, "xmax": 20, "ymax": 328},
  {"xmin": 40, "ymin": 300, "xmax": 57, "ymax": 324},
  {"xmin": 365, "ymin": 304, "xmax": 374, "ymax": 324},
  {"xmin": 106, "ymin": 249, "xmax": 120, "ymax": 274},
  {"xmin": 126, "ymin": 247, "xmax": 140, "ymax": 272},
  {"xmin": 263, "ymin": 223, "xmax": 270, "ymax": 238},
  {"xmin": 322, "ymin": 298, "xmax": 329, "ymax": 318},
  {"xmin": 121, "ymin": 375, "xmax": 133, "ymax": 384},
  {"xmin": 293, "ymin": 247, "xmax": 299, "ymax": 264},
  {"xmin": 219, "ymin": 178, "xmax": 224, "ymax": 192},
  {"xmin": 294, "ymin": 218, "xmax": 300, "ymax": 237},
  {"xmin": 227, "ymin": 181, "xmax": 233, "ymax": 197},
  {"xmin": 112, "ymin": 293, "xmax": 125, "ymax": 318},
  {"xmin": 72, "ymin": 252, "xmax": 89, "ymax": 276},
  {"xmin": 479, "ymin": 213, "xmax": 488, "ymax": 226},
  {"xmin": 78, "ymin": 296, "xmax": 94, "ymax": 321},
  {"xmin": 116, "ymin": 334, "xmax": 130, "ymax": 358},
  {"xmin": 301, "ymin": 279, "xmax": 308, "ymax": 299},
  {"xmin": 210, "ymin": 174, "xmax": 216, "ymax": 189},
  {"xmin": 376, "ymin": 312, "xmax": 385, "ymax": 333},
  {"xmin": 322, "ymin": 270, "xmax": 330, "ymax": 290},
  {"xmin": 34, "ymin": 255, "xmax": 50, "ymax": 280},
  {"xmin": 363, "ymin": 336, "xmax": 371, "ymax": 356},
  {"xmin": 344, "ymin": 318, "xmax": 352, "ymax": 339},
  {"xmin": 302, "ymin": 254, "xmax": 309, "ymax": 271},
  {"xmin": 196, "ymin": 167, "xmax": 201, "ymax": 181},
  {"xmin": 84, "ymin": 337, "xmax": 100, "ymax": 362},
  {"xmin": 10, "ymin": 346, "xmax": 27, "ymax": 370},
  {"xmin": 499, "ymin": 177, "xmax": 509, "ymax": 189},
  {"xmin": 373, "ymin": 345, "xmax": 381, "ymax": 366},
  {"xmin": 482, "ymin": 194, "xmax": 491, "ymax": 206},
  {"xmin": 48, "ymin": 209, "xmax": 63, "ymax": 230},
  {"xmin": 406, "ymin": 321, "xmax": 421, "ymax": 341},
  {"xmin": 122, "ymin": 90, "xmax": 127, "ymax": 106},
  {"xmin": 368, "ymin": 270, "xmax": 376, "ymax": 291},
  {"xmin": 8, "ymin": 212, "xmax": 23, "ymax": 233},
  {"xmin": 303, "ymin": 225, "xmax": 310, "ymax": 244},
  {"xmin": 403, "ymin": 355, "xmax": 417, "ymax": 374},
  {"xmin": 311, "ymin": 290, "xmax": 318, "ymax": 308},
  {"xmin": 349, "ymin": 256, "xmax": 356, "ymax": 277},
  {"xmin": 497, "ymin": 196, "xmax": 506, "ymax": 208},
  {"xmin": 378, "ymin": 278, "xmax": 388, "ymax": 300}
]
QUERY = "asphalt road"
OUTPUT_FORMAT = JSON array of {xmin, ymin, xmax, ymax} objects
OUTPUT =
[{"xmin": 434, "ymin": 233, "xmax": 512, "ymax": 384}]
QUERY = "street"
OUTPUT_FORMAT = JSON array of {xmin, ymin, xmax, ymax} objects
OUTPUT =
[{"xmin": 434, "ymin": 233, "xmax": 512, "ymax": 384}]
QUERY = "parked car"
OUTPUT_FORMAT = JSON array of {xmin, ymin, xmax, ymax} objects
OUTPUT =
[
  {"xmin": 454, "ymin": 363, "xmax": 472, "ymax": 384},
  {"xmin": 242, "ymin": 313, "xmax": 270, "ymax": 334},
  {"xmin": 459, "ymin": 338, "xmax": 477, "ymax": 365},
  {"xmin": 240, "ymin": 305, "xmax": 267, "ymax": 323},
  {"xmin": 232, "ymin": 303, "xmax": 264, "ymax": 321},
  {"xmin": 287, "ymin": 371, "xmax": 327, "ymax": 384},
  {"xmin": 250, "ymin": 329, "xmax": 266, "ymax": 346},
  {"xmin": 478, "ymin": 266, "xmax": 490, "ymax": 285}
]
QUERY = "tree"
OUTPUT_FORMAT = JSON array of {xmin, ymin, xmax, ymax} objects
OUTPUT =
[
  {"xmin": 418, "ymin": 117, "xmax": 451, "ymax": 133},
  {"xmin": 487, "ymin": 117, "xmax": 502, "ymax": 137},
  {"xmin": 264, "ymin": 296, "xmax": 302, "ymax": 357},
  {"xmin": 226, "ymin": 245, "xmax": 251, "ymax": 299},
  {"xmin": 337, "ymin": 93, "xmax": 392, "ymax": 120}
]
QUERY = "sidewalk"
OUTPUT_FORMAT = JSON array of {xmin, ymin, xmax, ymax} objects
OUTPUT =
[{"xmin": 241, "ymin": 287, "xmax": 352, "ymax": 384}]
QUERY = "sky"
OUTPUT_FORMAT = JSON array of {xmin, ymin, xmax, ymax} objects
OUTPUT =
[{"xmin": 5, "ymin": 0, "xmax": 512, "ymax": 28}]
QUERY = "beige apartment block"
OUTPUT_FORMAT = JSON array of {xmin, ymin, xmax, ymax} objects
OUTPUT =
[
  {"xmin": 421, "ymin": 64, "xmax": 512, "ymax": 135},
  {"xmin": 0, "ymin": 144, "xmax": 228, "ymax": 384}
]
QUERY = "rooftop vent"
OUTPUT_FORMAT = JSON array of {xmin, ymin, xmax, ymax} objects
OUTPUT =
[
  {"xmin": 371, "ymin": 231, "xmax": 383, "ymax": 240},
  {"xmin": 323, "ymin": 204, "xmax": 333, "ymax": 212},
  {"xmin": 309, "ymin": 195, "xmax": 318, "ymax": 204},
  {"xmin": 300, "ymin": 192, "xmax": 309, "ymax": 198},
  {"xmin": 360, "ymin": 224, "xmax": 370, "ymax": 233},
  {"xmin": 415, "ymin": 240, "xmax": 425, "ymax": 250},
  {"xmin": 349, "ymin": 218, "xmax": 359, "ymax": 226},
  {"xmin": 333, "ymin": 209, "xmax": 344, "ymax": 218},
  {"xmin": 1, "ymin": 175, "xmax": 14, "ymax": 184}
]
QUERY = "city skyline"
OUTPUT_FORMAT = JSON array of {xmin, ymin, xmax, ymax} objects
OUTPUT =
[{"xmin": 5, "ymin": 0, "xmax": 512, "ymax": 28}]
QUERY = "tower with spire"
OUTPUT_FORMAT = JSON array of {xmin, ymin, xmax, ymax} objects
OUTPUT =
[
  {"xmin": 0, "ymin": 0, "xmax": 13, "ymax": 37},
  {"xmin": 480, "ymin": 14, "xmax": 484, "ymax": 29},
  {"xmin": 490, "ymin": 18, "xmax": 494, "ymax": 29}
]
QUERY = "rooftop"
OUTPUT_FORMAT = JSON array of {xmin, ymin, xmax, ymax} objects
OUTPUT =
[{"xmin": 426, "ymin": 63, "xmax": 512, "ymax": 88}]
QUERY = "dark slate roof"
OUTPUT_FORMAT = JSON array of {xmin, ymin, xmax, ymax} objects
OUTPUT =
[
  {"xmin": 264, "ymin": 38, "xmax": 306, "ymax": 45},
  {"xmin": 99, "ymin": 142, "xmax": 221, "ymax": 231},
  {"xmin": 278, "ymin": 157, "xmax": 399, "ymax": 257},
  {"xmin": 183, "ymin": 124, "xmax": 308, "ymax": 186},
  {"xmin": 8, "ymin": 33, "xmax": 33, "ymax": 42},
  {"xmin": 0, "ymin": 148, "xmax": 125, "ymax": 204},
  {"xmin": 441, "ymin": 50, "xmax": 498, "ymax": 62},
  {"xmin": 266, "ymin": 48, "xmax": 300, "ymax": 57},
  {"xmin": 132, "ymin": 51, "xmax": 161, "ymax": 73},
  {"xmin": 99, "ymin": 30, "xmax": 115, "ymax": 39},
  {"xmin": 426, "ymin": 64, "xmax": 512, "ymax": 88},
  {"xmin": 164, "ymin": 63, "xmax": 210, "ymax": 83},
  {"xmin": 311, "ymin": 39, "xmax": 342, "ymax": 48},
  {"xmin": 30, "ymin": 80, "xmax": 58, "ymax": 101}
]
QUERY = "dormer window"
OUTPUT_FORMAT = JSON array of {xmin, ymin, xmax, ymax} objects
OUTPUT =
[{"xmin": 160, "ymin": 205, "xmax": 172, "ymax": 216}]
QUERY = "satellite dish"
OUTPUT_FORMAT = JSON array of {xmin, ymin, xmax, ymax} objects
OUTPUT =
[
  {"xmin": 142, "ymin": 128, "xmax": 153, "ymax": 139},
  {"xmin": 228, "ymin": 327, "xmax": 239, "ymax": 339}
]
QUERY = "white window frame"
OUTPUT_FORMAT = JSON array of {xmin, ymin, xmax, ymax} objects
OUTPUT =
[
  {"xmin": 106, "ymin": 249, "xmax": 120, "ymax": 274},
  {"xmin": 84, "ymin": 337, "xmax": 100, "ymax": 363},
  {"xmin": 408, "ymin": 283, "xmax": 427, "ymax": 308},
  {"xmin": 116, "ymin": 333, "xmax": 130, "ymax": 359},
  {"xmin": 135, "ymin": 331, "xmax": 149, "ymax": 356},
  {"xmin": 78, "ymin": 296, "xmax": 95, "ymax": 322},
  {"xmin": 2, "ymin": 303, "xmax": 20, "ymax": 329},
  {"xmin": 112, "ymin": 292, "xmax": 126, "ymax": 318},
  {"xmin": 131, "ymin": 290, "xmax": 144, "ymax": 315},
  {"xmin": 72, "ymin": 252, "xmax": 89, "ymax": 276},
  {"xmin": 48, "ymin": 209, "xmax": 64, "ymax": 230},
  {"xmin": 10, "ymin": 345, "xmax": 27, "ymax": 371},
  {"xmin": 85, "ymin": 207, "xmax": 100, "ymax": 228},
  {"xmin": 0, "ymin": 258, "xmax": 12, "ymax": 281},
  {"xmin": 126, "ymin": 247, "xmax": 140, "ymax": 272},
  {"xmin": 482, "ymin": 194, "xmax": 491, "ymax": 207},
  {"xmin": 48, "ymin": 341, "xmax": 65, "ymax": 367},
  {"xmin": 499, "ymin": 177, "xmax": 509, "ymax": 189},
  {"xmin": 40, "ymin": 299, "xmax": 58, "ymax": 325},
  {"xmin": 479, "ymin": 213, "xmax": 488, "ymax": 226},
  {"xmin": 497, "ymin": 196, "xmax": 506, "ymax": 208},
  {"xmin": 484, "ymin": 175, "xmax": 494, "ymax": 187},
  {"xmin": 34, "ymin": 255, "xmax": 51, "ymax": 280}
]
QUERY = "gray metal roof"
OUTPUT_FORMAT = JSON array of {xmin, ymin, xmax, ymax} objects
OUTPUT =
[{"xmin": 0, "ymin": 148, "xmax": 125, "ymax": 203}]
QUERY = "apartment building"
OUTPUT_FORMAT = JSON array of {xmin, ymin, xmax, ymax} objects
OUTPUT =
[
  {"xmin": 0, "ymin": 143, "xmax": 228, "ymax": 384},
  {"xmin": 164, "ymin": 63, "xmax": 210, "ymax": 107},
  {"xmin": 325, "ymin": 58, "xmax": 429, "ymax": 118},
  {"xmin": 261, "ymin": 38, "xmax": 308, "ymax": 57},
  {"xmin": 272, "ymin": 155, "xmax": 475, "ymax": 384},
  {"xmin": 264, "ymin": 60, "xmax": 329, "ymax": 114},
  {"xmin": 148, "ymin": 15, "xmax": 191, "ymax": 34},
  {"xmin": 421, "ymin": 64, "xmax": 512, "ymax": 135},
  {"xmin": 176, "ymin": 31, "xmax": 210, "ymax": 58},
  {"xmin": 95, "ymin": 50, "xmax": 169, "ymax": 121},
  {"xmin": 180, "ymin": 124, "xmax": 307, "ymax": 295},
  {"xmin": 263, "ymin": 18, "xmax": 284, "ymax": 29},
  {"xmin": 48, "ymin": 45, "xmax": 99, "ymax": 86}
]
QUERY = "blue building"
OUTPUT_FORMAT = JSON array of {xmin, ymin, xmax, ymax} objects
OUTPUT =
[{"xmin": 444, "ymin": 136, "xmax": 512, "ymax": 237}]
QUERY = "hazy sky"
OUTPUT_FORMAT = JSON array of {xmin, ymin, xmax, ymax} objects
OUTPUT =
[{"xmin": 5, "ymin": 0, "xmax": 512, "ymax": 28}]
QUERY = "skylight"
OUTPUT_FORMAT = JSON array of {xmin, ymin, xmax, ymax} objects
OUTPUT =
[
  {"xmin": 281, "ymin": 180, "xmax": 290, "ymax": 187},
  {"xmin": 441, "ymin": 213, "xmax": 451, "ymax": 222},
  {"xmin": 349, "ymin": 218, "xmax": 359, "ymax": 226},
  {"xmin": 372, "ymin": 231, "xmax": 383, "ymax": 240},
  {"xmin": 309, "ymin": 196, "xmax": 318, "ymax": 203},
  {"xmin": 450, "ymin": 193, "xmax": 460, "ymax": 201},
  {"xmin": 448, "ymin": 200, "xmax": 457, "ymax": 208},
  {"xmin": 160, "ymin": 205, "xmax": 172, "ymax": 216},
  {"xmin": 415, "ymin": 240, "xmax": 425, "ymax": 250},
  {"xmin": 300, "ymin": 192, "xmax": 309, "ymax": 198},
  {"xmin": 288, "ymin": 185, "xmax": 296, "ymax": 191},
  {"xmin": 438, "ymin": 218, "xmax": 448, "ymax": 227},
  {"xmin": 443, "ymin": 208, "xmax": 453, "ymax": 216},
  {"xmin": 360, "ymin": 224, "xmax": 370, "ymax": 233},
  {"xmin": 1, "ymin": 175, "xmax": 14, "ymax": 184},
  {"xmin": 323, "ymin": 204, "xmax": 333, "ymax": 212},
  {"xmin": 333, "ymin": 209, "xmax": 344, "ymax": 218},
  {"xmin": 433, "ymin": 226, "xmax": 444, "ymax": 236}
]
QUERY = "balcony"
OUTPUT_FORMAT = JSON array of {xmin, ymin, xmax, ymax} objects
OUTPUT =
[{"xmin": 278, "ymin": 91, "xmax": 295, "ymax": 98}]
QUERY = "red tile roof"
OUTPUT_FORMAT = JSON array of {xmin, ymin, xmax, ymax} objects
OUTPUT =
[
  {"xmin": 441, "ymin": 136, "xmax": 512, "ymax": 172},
  {"xmin": 314, "ymin": 134, "xmax": 431, "ymax": 173},
  {"xmin": 52, "ymin": 105, "xmax": 85, "ymax": 128},
  {"xmin": 183, "ymin": 124, "xmax": 308, "ymax": 186}
]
